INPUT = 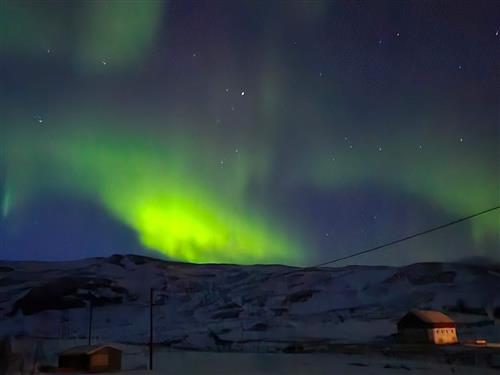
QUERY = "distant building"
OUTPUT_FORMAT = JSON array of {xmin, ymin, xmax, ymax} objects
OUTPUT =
[
  {"xmin": 397, "ymin": 310, "xmax": 458, "ymax": 345},
  {"xmin": 58, "ymin": 345, "xmax": 121, "ymax": 372}
]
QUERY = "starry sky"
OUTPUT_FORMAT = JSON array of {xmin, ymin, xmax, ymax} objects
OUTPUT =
[{"xmin": 1, "ymin": 0, "xmax": 499, "ymax": 266}]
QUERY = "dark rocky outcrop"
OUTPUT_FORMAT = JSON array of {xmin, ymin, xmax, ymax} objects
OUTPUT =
[
  {"xmin": 10, "ymin": 277, "xmax": 122, "ymax": 315},
  {"xmin": 211, "ymin": 308, "xmax": 242, "ymax": 320},
  {"xmin": 283, "ymin": 289, "xmax": 319, "ymax": 305}
]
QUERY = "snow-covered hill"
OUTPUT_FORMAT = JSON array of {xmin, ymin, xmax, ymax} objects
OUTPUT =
[{"xmin": 0, "ymin": 254, "xmax": 499, "ymax": 351}]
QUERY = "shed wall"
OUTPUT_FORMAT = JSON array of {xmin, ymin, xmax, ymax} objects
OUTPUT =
[
  {"xmin": 88, "ymin": 348, "xmax": 121, "ymax": 372},
  {"xmin": 59, "ymin": 347, "xmax": 121, "ymax": 372},
  {"xmin": 59, "ymin": 354, "xmax": 89, "ymax": 371}
]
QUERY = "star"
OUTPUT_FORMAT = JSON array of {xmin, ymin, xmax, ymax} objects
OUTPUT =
[
  {"xmin": 349, "ymin": 144, "xmax": 353, "ymax": 149},
  {"xmin": 458, "ymin": 65, "xmax": 462, "ymax": 70},
  {"xmin": 101, "ymin": 60, "xmax": 107, "ymax": 66},
  {"xmin": 46, "ymin": 49, "xmax": 51, "ymax": 54},
  {"xmin": 396, "ymin": 32, "xmax": 400, "ymax": 37},
  {"xmin": 192, "ymin": 53, "xmax": 197, "ymax": 57},
  {"xmin": 225, "ymin": 88, "xmax": 229, "ymax": 93},
  {"xmin": 235, "ymin": 148, "xmax": 239, "ymax": 153},
  {"xmin": 319, "ymin": 72, "xmax": 323, "ymax": 77},
  {"xmin": 241, "ymin": 91, "xmax": 245, "ymax": 96},
  {"xmin": 459, "ymin": 137, "xmax": 463, "ymax": 143},
  {"xmin": 377, "ymin": 146, "xmax": 383, "ymax": 152},
  {"xmin": 496, "ymin": 30, "xmax": 499, "ymax": 36},
  {"xmin": 378, "ymin": 39, "xmax": 383, "ymax": 45},
  {"xmin": 418, "ymin": 144, "xmax": 423, "ymax": 150}
]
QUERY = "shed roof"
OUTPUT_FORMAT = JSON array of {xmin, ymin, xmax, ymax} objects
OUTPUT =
[{"xmin": 59, "ymin": 344, "xmax": 121, "ymax": 356}]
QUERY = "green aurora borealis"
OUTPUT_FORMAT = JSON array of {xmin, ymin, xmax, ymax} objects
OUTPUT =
[
  {"xmin": 1, "ymin": 1, "xmax": 499, "ymax": 264},
  {"xmin": 3, "ymin": 114, "xmax": 304, "ymax": 264}
]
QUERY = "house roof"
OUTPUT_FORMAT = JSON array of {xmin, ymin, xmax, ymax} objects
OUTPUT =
[
  {"xmin": 397, "ymin": 309, "xmax": 456, "ymax": 329},
  {"xmin": 409, "ymin": 310, "xmax": 454, "ymax": 324},
  {"xmin": 59, "ymin": 344, "xmax": 121, "ymax": 356}
]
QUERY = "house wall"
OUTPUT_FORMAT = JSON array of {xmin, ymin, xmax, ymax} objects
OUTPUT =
[
  {"xmin": 399, "ymin": 327, "xmax": 458, "ymax": 344},
  {"xmin": 430, "ymin": 327, "xmax": 458, "ymax": 345},
  {"xmin": 399, "ymin": 328, "xmax": 430, "ymax": 343}
]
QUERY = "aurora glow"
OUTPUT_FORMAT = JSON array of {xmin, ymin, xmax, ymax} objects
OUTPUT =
[
  {"xmin": 1, "ymin": 0, "xmax": 499, "ymax": 265},
  {"xmin": 2, "ymin": 116, "xmax": 304, "ymax": 264}
]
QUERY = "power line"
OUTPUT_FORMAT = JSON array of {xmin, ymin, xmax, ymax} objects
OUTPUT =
[
  {"xmin": 87, "ymin": 206, "xmax": 499, "ymax": 305},
  {"xmin": 266, "ymin": 205, "xmax": 500, "ymax": 281},
  {"xmin": 315, "ymin": 205, "xmax": 499, "ymax": 268}
]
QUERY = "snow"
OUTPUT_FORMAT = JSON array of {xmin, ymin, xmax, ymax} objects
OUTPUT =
[
  {"xmin": 28, "ymin": 349, "xmax": 500, "ymax": 375},
  {"xmin": 1, "ymin": 255, "xmax": 499, "ymax": 372}
]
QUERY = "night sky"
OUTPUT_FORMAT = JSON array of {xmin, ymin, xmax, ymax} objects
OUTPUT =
[{"xmin": 1, "ymin": 0, "xmax": 499, "ymax": 266}]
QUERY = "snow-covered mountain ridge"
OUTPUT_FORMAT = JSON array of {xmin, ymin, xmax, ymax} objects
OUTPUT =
[{"xmin": 1, "ymin": 254, "xmax": 499, "ymax": 351}]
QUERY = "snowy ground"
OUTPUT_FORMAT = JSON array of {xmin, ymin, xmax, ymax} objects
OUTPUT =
[
  {"xmin": 149, "ymin": 350, "xmax": 500, "ymax": 374},
  {"xmin": 6, "ymin": 339, "xmax": 500, "ymax": 374},
  {"xmin": 34, "ymin": 350, "xmax": 500, "ymax": 375}
]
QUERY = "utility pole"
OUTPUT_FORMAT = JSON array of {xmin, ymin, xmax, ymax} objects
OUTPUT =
[
  {"xmin": 88, "ymin": 293, "xmax": 93, "ymax": 346},
  {"xmin": 149, "ymin": 288, "xmax": 154, "ymax": 371}
]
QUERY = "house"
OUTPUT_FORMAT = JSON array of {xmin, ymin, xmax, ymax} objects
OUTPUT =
[
  {"xmin": 397, "ymin": 310, "xmax": 458, "ymax": 345},
  {"xmin": 58, "ymin": 345, "xmax": 121, "ymax": 372}
]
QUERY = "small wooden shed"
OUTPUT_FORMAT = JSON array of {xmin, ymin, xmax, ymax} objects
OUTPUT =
[
  {"xmin": 58, "ymin": 345, "xmax": 122, "ymax": 372},
  {"xmin": 397, "ymin": 310, "xmax": 458, "ymax": 345}
]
